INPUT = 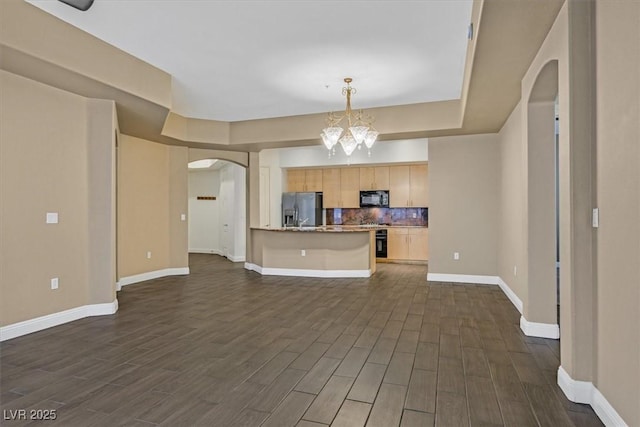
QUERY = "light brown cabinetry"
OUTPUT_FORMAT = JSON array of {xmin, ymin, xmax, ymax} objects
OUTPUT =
[
  {"xmin": 340, "ymin": 168, "xmax": 360, "ymax": 208},
  {"xmin": 322, "ymin": 168, "xmax": 360, "ymax": 208},
  {"xmin": 322, "ymin": 168, "xmax": 341, "ymax": 207},
  {"xmin": 387, "ymin": 227, "xmax": 428, "ymax": 261},
  {"xmin": 389, "ymin": 164, "xmax": 428, "ymax": 207},
  {"xmin": 286, "ymin": 169, "xmax": 323, "ymax": 192},
  {"xmin": 359, "ymin": 166, "xmax": 390, "ymax": 190}
]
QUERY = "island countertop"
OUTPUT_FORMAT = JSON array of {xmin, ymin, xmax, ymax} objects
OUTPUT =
[
  {"xmin": 250, "ymin": 225, "xmax": 426, "ymax": 232},
  {"xmin": 247, "ymin": 227, "xmax": 376, "ymax": 278},
  {"xmin": 250, "ymin": 226, "xmax": 375, "ymax": 233}
]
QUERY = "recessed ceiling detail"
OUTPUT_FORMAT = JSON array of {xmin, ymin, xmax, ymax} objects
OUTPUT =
[{"xmin": 28, "ymin": 0, "xmax": 473, "ymax": 122}]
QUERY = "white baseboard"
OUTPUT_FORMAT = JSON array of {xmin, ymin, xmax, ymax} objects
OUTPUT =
[
  {"xmin": 520, "ymin": 316, "xmax": 559, "ymax": 339},
  {"xmin": 427, "ymin": 273, "xmax": 500, "ymax": 285},
  {"xmin": 244, "ymin": 262, "xmax": 370, "ymax": 278},
  {"xmin": 117, "ymin": 267, "xmax": 190, "ymax": 287},
  {"xmin": 497, "ymin": 277, "xmax": 524, "ymax": 313},
  {"xmin": 558, "ymin": 366, "xmax": 628, "ymax": 427},
  {"xmin": 0, "ymin": 299, "xmax": 118, "ymax": 342},
  {"xmin": 227, "ymin": 254, "xmax": 246, "ymax": 263},
  {"xmin": 189, "ymin": 248, "xmax": 223, "ymax": 255}
]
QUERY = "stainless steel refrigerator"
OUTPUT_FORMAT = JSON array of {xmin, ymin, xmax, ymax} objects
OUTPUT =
[{"xmin": 282, "ymin": 192, "xmax": 323, "ymax": 227}]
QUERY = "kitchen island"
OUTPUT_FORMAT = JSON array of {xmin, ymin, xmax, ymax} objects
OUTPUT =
[{"xmin": 245, "ymin": 227, "xmax": 376, "ymax": 278}]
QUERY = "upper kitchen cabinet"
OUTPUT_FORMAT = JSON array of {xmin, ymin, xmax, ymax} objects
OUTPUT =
[
  {"xmin": 322, "ymin": 168, "xmax": 341, "ymax": 207},
  {"xmin": 360, "ymin": 166, "xmax": 389, "ymax": 190},
  {"xmin": 389, "ymin": 164, "xmax": 428, "ymax": 207},
  {"xmin": 322, "ymin": 167, "xmax": 359, "ymax": 208},
  {"xmin": 286, "ymin": 168, "xmax": 323, "ymax": 192},
  {"xmin": 340, "ymin": 168, "xmax": 360, "ymax": 208}
]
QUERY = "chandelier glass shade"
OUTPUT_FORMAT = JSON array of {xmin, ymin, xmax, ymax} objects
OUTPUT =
[{"xmin": 321, "ymin": 78, "xmax": 378, "ymax": 161}]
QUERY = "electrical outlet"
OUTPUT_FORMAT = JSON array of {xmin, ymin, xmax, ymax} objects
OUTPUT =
[
  {"xmin": 454, "ymin": 252, "xmax": 460, "ymax": 260},
  {"xmin": 181, "ymin": 213, "xmax": 186, "ymax": 221},
  {"xmin": 51, "ymin": 277, "xmax": 59, "ymax": 290},
  {"xmin": 301, "ymin": 250, "xmax": 306, "ymax": 256},
  {"xmin": 146, "ymin": 251, "xmax": 152, "ymax": 259}
]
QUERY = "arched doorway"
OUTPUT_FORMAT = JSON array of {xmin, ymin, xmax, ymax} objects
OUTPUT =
[{"xmin": 523, "ymin": 60, "xmax": 560, "ymax": 338}]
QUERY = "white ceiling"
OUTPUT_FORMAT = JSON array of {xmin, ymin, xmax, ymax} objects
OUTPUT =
[{"xmin": 27, "ymin": 0, "xmax": 473, "ymax": 122}]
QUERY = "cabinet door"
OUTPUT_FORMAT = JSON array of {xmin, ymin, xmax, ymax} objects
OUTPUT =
[
  {"xmin": 286, "ymin": 169, "xmax": 305, "ymax": 192},
  {"xmin": 387, "ymin": 228, "xmax": 409, "ymax": 260},
  {"xmin": 322, "ymin": 168, "xmax": 341, "ymax": 208},
  {"xmin": 305, "ymin": 169, "xmax": 324, "ymax": 192},
  {"xmin": 340, "ymin": 168, "xmax": 360, "ymax": 208},
  {"xmin": 359, "ymin": 167, "xmax": 375, "ymax": 190},
  {"xmin": 408, "ymin": 228, "xmax": 428, "ymax": 261},
  {"xmin": 374, "ymin": 166, "xmax": 390, "ymax": 190},
  {"xmin": 389, "ymin": 166, "xmax": 410, "ymax": 207},
  {"xmin": 410, "ymin": 164, "xmax": 428, "ymax": 207}
]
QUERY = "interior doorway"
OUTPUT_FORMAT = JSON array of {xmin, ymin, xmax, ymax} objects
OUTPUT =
[
  {"xmin": 187, "ymin": 159, "xmax": 246, "ymax": 262},
  {"xmin": 525, "ymin": 60, "xmax": 560, "ymax": 337},
  {"xmin": 555, "ymin": 97, "xmax": 560, "ymax": 324}
]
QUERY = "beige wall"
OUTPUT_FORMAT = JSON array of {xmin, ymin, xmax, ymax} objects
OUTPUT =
[
  {"xmin": 497, "ymin": 101, "xmax": 526, "ymax": 299},
  {"xmin": 87, "ymin": 99, "xmax": 118, "ymax": 305},
  {"xmin": 0, "ymin": 71, "xmax": 116, "ymax": 326},
  {"xmin": 428, "ymin": 133, "xmax": 500, "ymax": 276},
  {"xmin": 594, "ymin": 1, "xmax": 640, "ymax": 425},
  {"xmin": 496, "ymin": 2, "xmax": 639, "ymax": 423},
  {"xmin": 117, "ymin": 135, "xmax": 188, "ymax": 278},
  {"xmin": 168, "ymin": 146, "xmax": 189, "ymax": 269}
]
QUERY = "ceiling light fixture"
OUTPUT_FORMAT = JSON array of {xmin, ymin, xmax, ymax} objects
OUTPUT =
[{"xmin": 321, "ymin": 78, "xmax": 378, "ymax": 163}]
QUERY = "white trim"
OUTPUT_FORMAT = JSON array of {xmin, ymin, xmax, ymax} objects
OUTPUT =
[
  {"xmin": 557, "ymin": 366, "xmax": 593, "ymax": 403},
  {"xmin": 497, "ymin": 277, "xmax": 524, "ymax": 313},
  {"xmin": 117, "ymin": 267, "xmax": 190, "ymax": 287},
  {"xmin": 519, "ymin": 316, "xmax": 559, "ymax": 339},
  {"xmin": 0, "ymin": 299, "xmax": 118, "ymax": 342},
  {"xmin": 189, "ymin": 248, "xmax": 223, "ymax": 255},
  {"xmin": 592, "ymin": 385, "xmax": 629, "ymax": 427},
  {"xmin": 244, "ymin": 262, "xmax": 370, "ymax": 278},
  {"xmin": 244, "ymin": 262, "xmax": 263, "ymax": 274},
  {"xmin": 226, "ymin": 254, "xmax": 246, "ymax": 263},
  {"xmin": 558, "ymin": 366, "xmax": 629, "ymax": 427},
  {"xmin": 426, "ymin": 273, "xmax": 500, "ymax": 285}
]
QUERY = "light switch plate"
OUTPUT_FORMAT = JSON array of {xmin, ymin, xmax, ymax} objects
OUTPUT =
[
  {"xmin": 51, "ymin": 277, "xmax": 59, "ymax": 290},
  {"xmin": 592, "ymin": 208, "xmax": 599, "ymax": 228},
  {"xmin": 46, "ymin": 212, "xmax": 58, "ymax": 224},
  {"xmin": 181, "ymin": 214, "xmax": 186, "ymax": 221}
]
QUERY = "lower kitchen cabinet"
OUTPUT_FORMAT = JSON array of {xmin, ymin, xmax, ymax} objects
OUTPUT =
[{"xmin": 387, "ymin": 227, "xmax": 428, "ymax": 261}]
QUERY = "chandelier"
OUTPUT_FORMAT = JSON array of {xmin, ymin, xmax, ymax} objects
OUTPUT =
[{"xmin": 321, "ymin": 78, "xmax": 379, "ymax": 161}]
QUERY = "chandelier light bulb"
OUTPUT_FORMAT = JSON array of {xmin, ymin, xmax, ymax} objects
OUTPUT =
[
  {"xmin": 364, "ymin": 130, "xmax": 379, "ymax": 149},
  {"xmin": 339, "ymin": 135, "xmax": 358, "ymax": 157}
]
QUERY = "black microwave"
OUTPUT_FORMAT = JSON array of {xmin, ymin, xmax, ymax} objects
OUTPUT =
[{"xmin": 360, "ymin": 190, "xmax": 389, "ymax": 208}]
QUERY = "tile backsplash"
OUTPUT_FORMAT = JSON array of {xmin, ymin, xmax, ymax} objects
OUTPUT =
[{"xmin": 327, "ymin": 207, "xmax": 428, "ymax": 227}]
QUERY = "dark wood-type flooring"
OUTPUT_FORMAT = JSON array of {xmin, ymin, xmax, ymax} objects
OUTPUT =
[{"xmin": 1, "ymin": 254, "xmax": 603, "ymax": 426}]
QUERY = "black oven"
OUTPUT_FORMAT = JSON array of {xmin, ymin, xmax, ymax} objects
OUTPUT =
[
  {"xmin": 375, "ymin": 229, "xmax": 387, "ymax": 258},
  {"xmin": 360, "ymin": 190, "xmax": 389, "ymax": 208}
]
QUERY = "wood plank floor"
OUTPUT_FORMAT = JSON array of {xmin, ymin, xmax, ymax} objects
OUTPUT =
[{"xmin": 1, "ymin": 254, "xmax": 603, "ymax": 427}]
